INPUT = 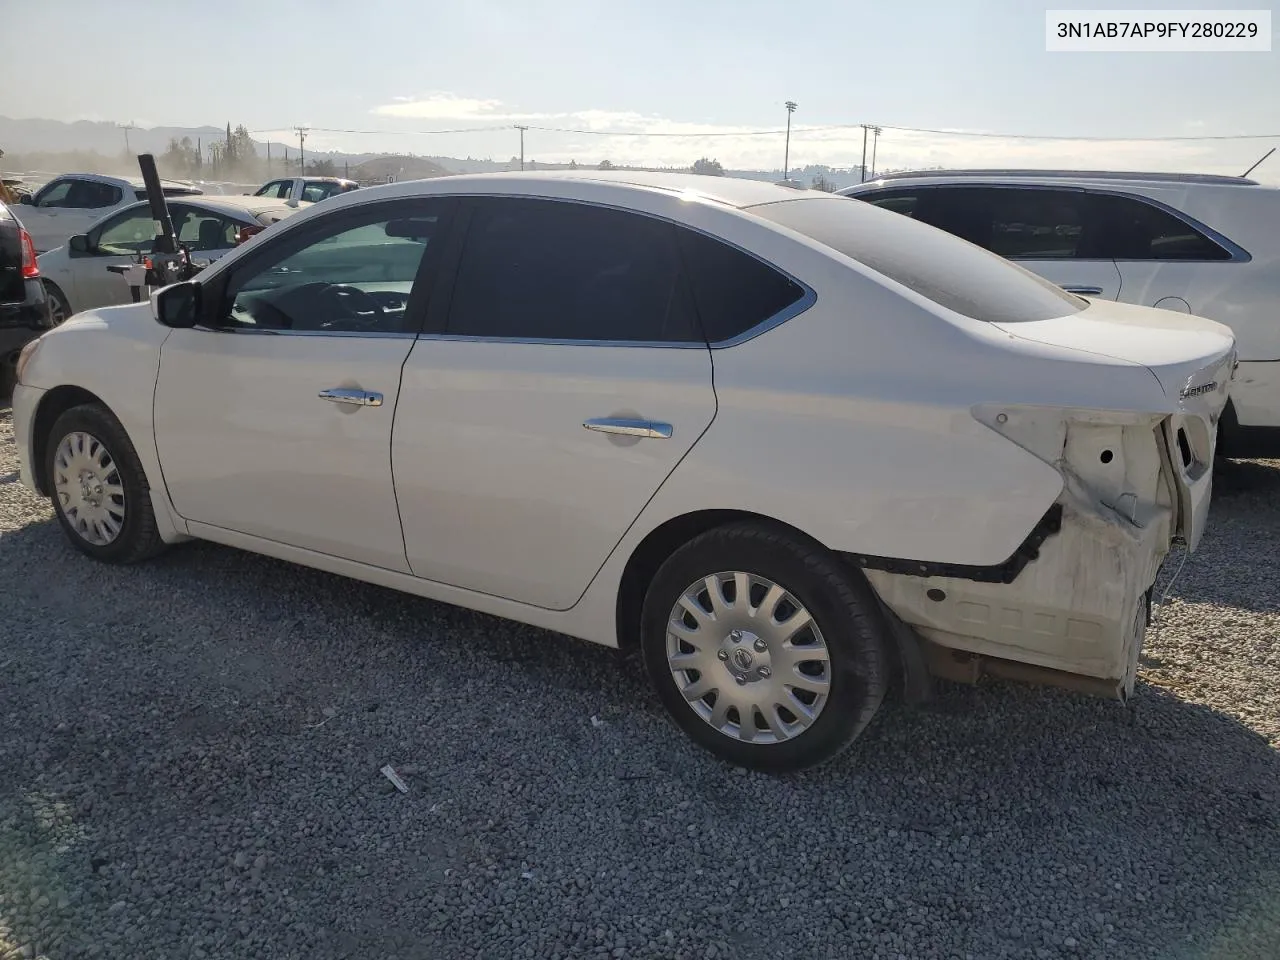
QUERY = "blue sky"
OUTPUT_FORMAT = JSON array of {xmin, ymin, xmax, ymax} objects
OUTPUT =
[{"xmin": 3, "ymin": 0, "xmax": 1278, "ymax": 176}]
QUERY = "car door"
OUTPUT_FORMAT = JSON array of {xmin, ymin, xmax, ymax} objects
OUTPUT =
[
  {"xmin": 393, "ymin": 195, "xmax": 718, "ymax": 610},
  {"xmin": 1089, "ymin": 190, "xmax": 1235, "ymax": 313},
  {"xmin": 153, "ymin": 196, "xmax": 457, "ymax": 572},
  {"xmin": 20, "ymin": 178, "xmax": 78, "ymax": 252},
  {"xmin": 66, "ymin": 204, "xmax": 166, "ymax": 310}
]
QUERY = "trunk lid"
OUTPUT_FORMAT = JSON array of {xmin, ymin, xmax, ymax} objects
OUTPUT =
[
  {"xmin": 995, "ymin": 298, "xmax": 1237, "ymax": 551},
  {"xmin": 993, "ymin": 298, "xmax": 1236, "ymax": 407}
]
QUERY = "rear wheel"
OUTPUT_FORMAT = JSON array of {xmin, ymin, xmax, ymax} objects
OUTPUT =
[
  {"xmin": 45, "ymin": 404, "xmax": 166, "ymax": 564},
  {"xmin": 641, "ymin": 521, "xmax": 890, "ymax": 772}
]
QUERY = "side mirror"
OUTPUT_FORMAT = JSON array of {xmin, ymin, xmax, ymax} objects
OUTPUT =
[
  {"xmin": 19, "ymin": 193, "xmax": 33, "ymax": 205},
  {"xmin": 68, "ymin": 234, "xmax": 91, "ymax": 255},
  {"xmin": 152, "ymin": 280, "xmax": 202, "ymax": 329}
]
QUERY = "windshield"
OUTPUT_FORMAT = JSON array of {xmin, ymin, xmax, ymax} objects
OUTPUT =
[{"xmin": 750, "ymin": 194, "xmax": 1087, "ymax": 324}]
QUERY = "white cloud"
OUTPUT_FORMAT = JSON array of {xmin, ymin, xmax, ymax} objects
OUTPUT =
[
  {"xmin": 373, "ymin": 93, "xmax": 514, "ymax": 121},
  {"xmin": 355, "ymin": 93, "xmax": 1266, "ymax": 179}
]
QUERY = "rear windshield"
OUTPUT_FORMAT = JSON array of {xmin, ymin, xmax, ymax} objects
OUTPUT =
[{"xmin": 750, "ymin": 195, "xmax": 1087, "ymax": 324}]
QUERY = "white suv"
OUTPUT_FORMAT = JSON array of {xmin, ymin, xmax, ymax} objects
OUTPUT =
[{"xmin": 840, "ymin": 170, "xmax": 1279, "ymax": 458}]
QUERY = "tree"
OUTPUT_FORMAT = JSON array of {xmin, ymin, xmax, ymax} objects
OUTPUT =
[
  {"xmin": 160, "ymin": 136, "xmax": 201, "ymax": 177},
  {"xmin": 598, "ymin": 159, "xmax": 614, "ymax": 170},
  {"xmin": 307, "ymin": 158, "xmax": 338, "ymax": 177},
  {"xmin": 568, "ymin": 159, "xmax": 578, "ymax": 169},
  {"xmin": 810, "ymin": 173, "xmax": 837, "ymax": 193},
  {"xmin": 691, "ymin": 157, "xmax": 724, "ymax": 176}
]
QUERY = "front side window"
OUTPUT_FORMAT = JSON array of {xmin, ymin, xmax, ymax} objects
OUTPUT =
[
  {"xmin": 216, "ymin": 201, "xmax": 447, "ymax": 334},
  {"xmin": 94, "ymin": 208, "xmax": 159, "ymax": 256},
  {"xmin": 34, "ymin": 179, "xmax": 75, "ymax": 208},
  {"xmin": 446, "ymin": 197, "xmax": 700, "ymax": 343}
]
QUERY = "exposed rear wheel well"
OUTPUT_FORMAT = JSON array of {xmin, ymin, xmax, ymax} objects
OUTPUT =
[
  {"xmin": 615, "ymin": 510, "xmax": 832, "ymax": 651},
  {"xmin": 30, "ymin": 386, "xmax": 109, "ymax": 495}
]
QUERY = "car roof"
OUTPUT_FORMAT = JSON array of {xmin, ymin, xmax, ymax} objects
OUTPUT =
[
  {"xmin": 48, "ymin": 172, "xmax": 200, "ymax": 191},
  {"xmin": 844, "ymin": 168, "xmax": 1261, "ymax": 190},
  {"xmin": 117, "ymin": 194, "xmax": 304, "ymax": 220},
  {"xmin": 345, "ymin": 169, "xmax": 818, "ymax": 210}
]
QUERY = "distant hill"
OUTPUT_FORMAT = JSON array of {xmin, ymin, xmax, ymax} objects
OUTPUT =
[
  {"xmin": 1, "ymin": 115, "xmax": 879, "ymax": 188},
  {"xmin": 0, "ymin": 115, "xmax": 231, "ymax": 158}
]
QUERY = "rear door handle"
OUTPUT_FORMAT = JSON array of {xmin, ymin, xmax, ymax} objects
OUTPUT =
[
  {"xmin": 1062, "ymin": 285, "xmax": 1104, "ymax": 296},
  {"xmin": 319, "ymin": 387, "xmax": 383, "ymax": 407},
  {"xmin": 583, "ymin": 417, "xmax": 673, "ymax": 439}
]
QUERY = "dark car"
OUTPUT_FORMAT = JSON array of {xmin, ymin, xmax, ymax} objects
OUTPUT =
[{"xmin": 1, "ymin": 199, "xmax": 56, "ymax": 393}]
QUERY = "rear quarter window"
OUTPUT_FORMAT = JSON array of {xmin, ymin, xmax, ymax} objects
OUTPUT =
[{"xmin": 753, "ymin": 195, "xmax": 1087, "ymax": 324}]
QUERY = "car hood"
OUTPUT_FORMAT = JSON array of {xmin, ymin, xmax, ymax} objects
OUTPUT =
[{"xmin": 994, "ymin": 298, "xmax": 1237, "ymax": 414}]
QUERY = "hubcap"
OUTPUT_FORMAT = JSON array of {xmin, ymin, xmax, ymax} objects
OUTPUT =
[
  {"xmin": 665, "ymin": 571, "xmax": 831, "ymax": 745},
  {"xmin": 53, "ymin": 432, "xmax": 126, "ymax": 546}
]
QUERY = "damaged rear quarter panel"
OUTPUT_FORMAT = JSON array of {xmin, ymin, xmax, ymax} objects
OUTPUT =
[{"xmin": 866, "ymin": 408, "xmax": 1178, "ymax": 691}]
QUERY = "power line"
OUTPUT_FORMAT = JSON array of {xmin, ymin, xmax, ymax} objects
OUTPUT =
[
  {"xmin": 247, "ymin": 121, "xmax": 1280, "ymax": 143},
  {"xmin": 249, "ymin": 125, "xmax": 512, "ymax": 136},
  {"xmin": 873, "ymin": 124, "xmax": 1280, "ymax": 142}
]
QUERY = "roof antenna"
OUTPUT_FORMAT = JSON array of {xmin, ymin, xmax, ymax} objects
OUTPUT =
[{"xmin": 1241, "ymin": 147, "xmax": 1275, "ymax": 179}]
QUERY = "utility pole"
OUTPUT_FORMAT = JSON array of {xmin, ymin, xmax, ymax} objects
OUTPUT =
[
  {"xmin": 266, "ymin": 141, "xmax": 271, "ymax": 171},
  {"xmin": 119, "ymin": 121, "xmax": 136, "ymax": 155},
  {"xmin": 293, "ymin": 125, "xmax": 308, "ymax": 173},
  {"xmin": 869, "ymin": 126, "xmax": 882, "ymax": 179},
  {"xmin": 860, "ymin": 124, "xmax": 870, "ymax": 182},
  {"xmin": 515, "ymin": 124, "xmax": 528, "ymax": 171},
  {"xmin": 783, "ymin": 101, "xmax": 797, "ymax": 181}
]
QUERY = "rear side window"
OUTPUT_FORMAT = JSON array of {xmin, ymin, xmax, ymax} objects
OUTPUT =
[
  {"xmin": 68, "ymin": 180, "xmax": 122, "ymax": 209},
  {"xmin": 446, "ymin": 197, "xmax": 701, "ymax": 343},
  {"xmin": 757, "ymin": 195, "xmax": 1086, "ymax": 324},
  {"xmin": 675, "ymin": 228, "xmax": 806, "ymax": 343},
  {"xmin": 1090, "ymin": 193, "xmax": 1232, "ymax": 261}
]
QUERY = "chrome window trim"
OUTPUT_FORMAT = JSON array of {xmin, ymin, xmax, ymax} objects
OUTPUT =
[
  {"xmin": 190, "ymin": 191, "xmax": 818, "ymax": 348},
  {"xmin": 851, "ymin": 181, "xmax": 1252, "ymax": 265},
  {"xmin": 441, "ymin": 192, "xmax": 818, "ymax": 350},
  {"xmin": 193, "ymin": 327, "xmax": 418, "ymax": 339}
]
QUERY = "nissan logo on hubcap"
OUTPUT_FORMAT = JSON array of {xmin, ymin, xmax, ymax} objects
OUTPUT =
[{"xmin": 732, "ymin": 648, "xmax": 754, "ymax": 670}]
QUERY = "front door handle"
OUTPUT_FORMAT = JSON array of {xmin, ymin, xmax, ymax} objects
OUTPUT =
[
  {"xmin": 1061, "ymin": 285, "xmax": 1104, "ymax": 296},
  {"xmin": 319, "ymin": 387, "xmax": 383, "ymax": 407},
  {"xmin": 583, "ymin": 417, "xmax": 673, "ymax": 439}
]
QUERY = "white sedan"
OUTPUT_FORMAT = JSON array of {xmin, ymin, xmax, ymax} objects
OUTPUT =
[
  {"xmin": 10, "ymin": 171, "xmax": 1236, "ymax": 771},
  {"xmin": 36, "ymin": 195, "xmax": 308, "ymax": 321}
]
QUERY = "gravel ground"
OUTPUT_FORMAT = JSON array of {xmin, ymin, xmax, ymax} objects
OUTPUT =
[{"xmin": 1, "ymin": 401, "xmax": 1278, "ymax": 960}]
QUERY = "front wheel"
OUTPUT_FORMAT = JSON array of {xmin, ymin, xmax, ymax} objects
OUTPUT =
[
  {"xmin": 641, "ymin": 521, "xmax": 891, "ymax": 772},
  {"xmin": 45, "ymin": 403, "xmax": 166, "ymax": 564}
]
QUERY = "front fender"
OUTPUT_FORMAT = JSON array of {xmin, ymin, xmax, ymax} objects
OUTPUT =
[{"xmin": 19, "ymin": 304, "xmax": 189, "ymax": 543}]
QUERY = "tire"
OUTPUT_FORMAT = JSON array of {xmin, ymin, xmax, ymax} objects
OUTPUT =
[
  {"xmin": 641, "ymin": 521, "xmax": 891, "ymax": 772},
  {"xmin": 44, "ymin": 281, "xmax": 73, "ymax": 326},
  {"xmin": 45, "ymin": 403, "xmax": 166, "ymax": 564}
]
